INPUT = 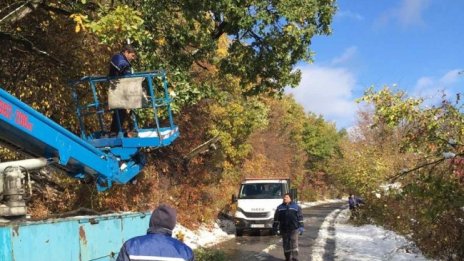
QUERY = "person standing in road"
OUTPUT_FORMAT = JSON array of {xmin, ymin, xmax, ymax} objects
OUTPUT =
[
  {"xmin": 348, "ymin": 194, "xmax": 357, "ymax": 210},
  {"xmin": 273, "ymin": 193, "xmax": 304, "ymax": 261},
  {"xmin": 348, "ymin": 194, "xmax": 357, "ymax": 219},
  {"xmin": 348, "ymin": 194, "xmax": 364, "ymax": 219},
  {"xmin": 116, "ymin": 204, "xmax": 194, "ymax": 261}
]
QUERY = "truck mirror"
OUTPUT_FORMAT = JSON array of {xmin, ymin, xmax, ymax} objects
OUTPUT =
[
  {"xmin": 290, "ymin": 188, "xmax": 298, "ymax": 202},
  {"xmin": 232, "ymin": 194, "xmax": 237, "ymax": 203}
]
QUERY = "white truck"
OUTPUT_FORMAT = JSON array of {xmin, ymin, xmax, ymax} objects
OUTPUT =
[{"xmin": 232, "ymin": 178, "xmax": 297, "ymax": 236}]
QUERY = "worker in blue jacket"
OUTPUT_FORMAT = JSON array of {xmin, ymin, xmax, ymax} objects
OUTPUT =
[
  {"xmin": 273, "ymin": 193, "xmax": 304, "ymax": 261},
  {"xmin": 348, "ymin": 194, "xmax": 364, "ymax": 219},
  {"xmin": 109, "ymin": 44, "xmax": 136, "ymax": 76},
  {"xmin": 116, "ymin": 204, "xmax": 194, "ymax": 261},
  {"xmin": 108, "ymin": 44, "xmax": 137, "ymax": 135}
]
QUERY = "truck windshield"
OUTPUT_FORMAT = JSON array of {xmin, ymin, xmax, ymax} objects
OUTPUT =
[{"xmin": 238, "ymin": 183, "xmax": 283, "ymax": 199}]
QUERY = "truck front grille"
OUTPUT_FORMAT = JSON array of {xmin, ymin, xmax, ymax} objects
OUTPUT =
[{"xmin": 244, "ymin": 212, "xmax": 268, "ymax": 218}]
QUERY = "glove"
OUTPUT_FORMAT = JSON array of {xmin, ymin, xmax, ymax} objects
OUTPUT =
[
  {"xmin": 272, "ymin": 226, "xmax": 279, "ymax": 235},
  {"xmin": 298, "ymin": 227, "xmax": 305, "ymax": 235}
]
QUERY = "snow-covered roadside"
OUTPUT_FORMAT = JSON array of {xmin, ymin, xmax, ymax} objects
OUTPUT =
[
  {"xmin": 176, "ymin": 198, "xmax": 433, "ymax": 260},
  {"xmin": 312, "ymin": 208, "xmax": 432, "ymax": 261},
  {"xmin": 300, "ymin": 198, "xmax": 345, "ymax": 209},
  {"xmin": 172, "ymin": 219, "xmax": 236, "ymax": 249},
  {"xmin": 174, "ymin": 198, "xmax": 345, "ymax": 249}
]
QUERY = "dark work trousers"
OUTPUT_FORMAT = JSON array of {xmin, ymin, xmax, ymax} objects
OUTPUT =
[
  {"xmin": 282, "ymin": 229, "xmax": 299, "ymax": 261},
  {"xmin": 110, "ymin": 109, "xmax": 132, "ymax": 134}
]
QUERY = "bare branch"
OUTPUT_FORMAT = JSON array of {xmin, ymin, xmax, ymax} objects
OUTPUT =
[
  {"xmin": 194, "ymin": 60, "xmax": 208, "ymax": 71},
  {"xmin": 0, "ymin": 31, "xmax": 63, "ymax": 65},
  {"xmin": 389, "ymin": 152, "xmax": 464, "ymax": 182},
  {"xmin": 0, "ymin": 1, "xmax": 27, "ymax": 15},
  {"xmin": 183, "ymin": 135, "xmax": 220, "ymax": 161},
  {"xmin": 389, "ymin": 158, "xmax": 446, "ymax": 182},
  {"xmin": 0, "ymin": 0, "xmax": 41, "ymax": 25}
]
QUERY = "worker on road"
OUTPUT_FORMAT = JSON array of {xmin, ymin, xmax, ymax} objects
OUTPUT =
[
  {"xmin": 116, "ymin": 204, "xmax": 194, "ymax": 261},
  {"xmin": 273, "ymin": 193, "xmax": 304, "ymax": 261},
  {"xmin": 348, "ymin": 193, "xmax": 364, "ymax": 220}
]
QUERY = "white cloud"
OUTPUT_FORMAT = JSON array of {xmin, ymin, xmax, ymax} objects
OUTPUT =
[
  {"xmin": 337, "ymin": 10, "xmax": 364, "ymax": 21},
  {"xmin": 331, "ymin": 46, "xmax": 357, "ymax": 65},
  {"xmin": 439, "ymin": 69, "xmax": 461, "ymax": 85},
  {"xmin": 376, "ymin": 0, "xmax": 431, "ymax": 28},
  {"xmin": 286, "ymin": 65, "xmax": 357, "ymax": 129},
  {"xmin": 411, "ymin": 69, "xmax": 463, "ymax": 103},
  {"xmin": 397, "ymin": 0, "xmax": 430, "ymax": 26}
]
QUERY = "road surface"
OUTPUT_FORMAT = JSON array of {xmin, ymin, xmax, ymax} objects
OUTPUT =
[{"xmin": 215, "ymin": 202, "xmax": 346, "ymax": 261}]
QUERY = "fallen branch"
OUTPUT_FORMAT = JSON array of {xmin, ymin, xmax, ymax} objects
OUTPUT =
[
  {"xmin": 0, "ymin": 31, "xmax": 63, "ymax": 65},
  {"xmin": 389, "ymin": 152, "xmax": 464, "ymax": 182},
  {"xmin": 0, "ymin": 0, "xmax": 41, "ymax": 25},
  {"xmin": 183, "ymin": 135, "xmax": 220, "ymax": 161},
  {"xmin": 389, "ymin": 158, "xmax": 446, "ymax": 182}
]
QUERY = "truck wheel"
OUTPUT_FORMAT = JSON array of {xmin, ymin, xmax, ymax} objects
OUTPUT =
[{"xmin": 235, "ymin": 229, "xmax": 244, "ymax": 237}]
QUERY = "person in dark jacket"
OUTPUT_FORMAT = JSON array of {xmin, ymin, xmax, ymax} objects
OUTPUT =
[
  {"xmin": 273, "ymin": 193, "xmax": 304, "ymax": 261},
  {"xmin": 109, "ymin": 44, "xmax": 136, "ymax": 77},
  {"xmin": 348, "ymin": 194, "xmax": 357, "ymax": 210},
  {"xmin": 348, "ymin": 194, "xmax": 364, "ymax": 219},
  {"xmin": 109, "ymin": 44, "xmax": 137, "ymax": 135},
  {"xmin": 116, "ymin": 204, "xmax": 194, "ymax": 261}
]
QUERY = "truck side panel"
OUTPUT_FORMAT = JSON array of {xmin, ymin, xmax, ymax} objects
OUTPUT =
[{"xmin": 0, "ymin": 213, "xmax": 150, "ymax": 261}]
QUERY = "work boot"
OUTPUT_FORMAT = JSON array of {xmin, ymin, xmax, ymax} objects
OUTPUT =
[{"xmin": 284, "ymin": 253, "xmax": 290, "ymax": 261}]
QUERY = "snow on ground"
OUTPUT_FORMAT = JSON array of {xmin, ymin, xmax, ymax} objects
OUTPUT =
[
  {"xmin": 300, "ymin": 198, "xmax": 345, "ymax": 209},
  {"xmin": 173, "ymin": 198, "xmax": 432, "ymax": 261},
  {"xmin": 172, "ymin": 217, "xmax": 236, "ymax": 249},
  {"xmin": 311, "ymin": 208, "xmax": 342, "ymax": 260},
  {"xmin": 312, "ymin": 208, "xmax": 432, "ymax": 261},
  {"xmin": 173, "ymin": 199, "xmax": 344, "ymax": 249}
]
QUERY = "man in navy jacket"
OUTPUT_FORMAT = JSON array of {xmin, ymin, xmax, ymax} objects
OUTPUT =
[
  {"xmin": 109, "ymin": 44, "xmax": 136, "ymax": 76},
  {"xmin": 109, "ymin": 44, "xmax": 136, "ymax": 135},
  {"xmin": 273, "ymin": 193, "xmax": 304, "ymax": 261},
  {"xmin": 116, "ymin": 204, "xmax": 194, "ymax": 261}
]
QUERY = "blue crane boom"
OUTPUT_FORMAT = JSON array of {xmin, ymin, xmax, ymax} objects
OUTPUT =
[
  {"xmin": 0, "ymin": 72, "xmax": 181, "ymax": 260},
  {"xmin": 0, "ymin": 71, "xmax": 178, "ymax": 192}
]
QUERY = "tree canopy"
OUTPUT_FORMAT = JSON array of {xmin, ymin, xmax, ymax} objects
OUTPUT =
[
  {"xmin": 1, "ymin": 0, "xmax": 336, "ymax": 94},
  {"xmin": 0, "ymin": 0, "xmax": 342, "ymax": 231}
]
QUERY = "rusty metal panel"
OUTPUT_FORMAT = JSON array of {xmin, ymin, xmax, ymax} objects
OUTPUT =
[
  {"xmin": 78, "ymin": 212, "xmax": 150, "ymax": 261},
  {"xmin": 78, "ymin": 217, "xmax": 123, "ymax": 261}
]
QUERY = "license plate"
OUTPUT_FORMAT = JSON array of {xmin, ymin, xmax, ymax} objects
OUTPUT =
[{"xmin": 250, "ymin": 224, "xmax": 265, "ymax": 228}]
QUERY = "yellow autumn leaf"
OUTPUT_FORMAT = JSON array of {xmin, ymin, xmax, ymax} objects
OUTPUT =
[
  {"xmin": 70, "ymin": 13, "xmax": 86, "ymax": 33},
  {"xmin": 155, "ymin": 37, "xmax": 166, "ymax": 46}
]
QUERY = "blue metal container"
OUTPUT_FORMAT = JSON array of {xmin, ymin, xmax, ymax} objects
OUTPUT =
[{"xmin": 0, "ymin": 212, "xmax": 150, "ymax": 261}]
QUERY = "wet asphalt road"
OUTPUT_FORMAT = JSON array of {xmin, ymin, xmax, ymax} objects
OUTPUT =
[{"xmin": 214, "ymin": 202, "xmax": 346, "ymax": 261}]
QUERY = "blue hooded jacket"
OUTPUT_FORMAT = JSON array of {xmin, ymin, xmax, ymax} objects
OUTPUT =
[
  {"xmin": 109, "ymin": 53, "xmax": 132, "ymax": 76},
  {"xmin": 116, "ymin": 205, "xmax": 194, "ymax": 261},
  {"xmin": 116, "ymin": 231, "xmax": 194, "ymax": 261}
]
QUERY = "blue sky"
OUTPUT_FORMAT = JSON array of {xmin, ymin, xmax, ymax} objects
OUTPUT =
[{"xmin": 286, "ymin": 0, "xmax": 464, "ymax": 129}]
